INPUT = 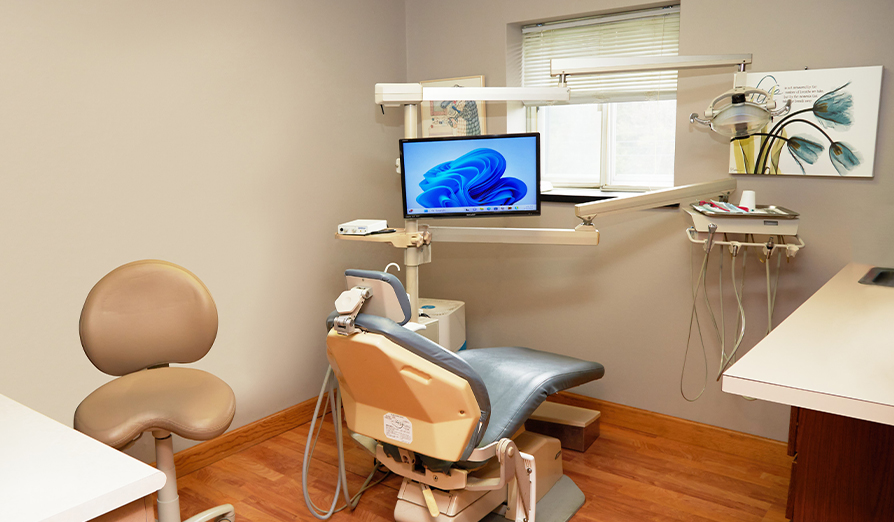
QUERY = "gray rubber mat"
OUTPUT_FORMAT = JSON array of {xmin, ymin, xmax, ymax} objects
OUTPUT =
[{"xmin": 481, "ymin": 475, "xmax": 585, "ymax": 522}]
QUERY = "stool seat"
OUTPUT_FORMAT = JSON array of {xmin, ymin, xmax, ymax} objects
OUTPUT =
[{"xmin": 74, "ymin": 367, "xmax": 236, "ymax": 449}]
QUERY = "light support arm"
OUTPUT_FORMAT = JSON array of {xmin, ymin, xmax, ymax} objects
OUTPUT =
[
  {"xmin": 550, "ymin": 54, "xmax": 752, "ymax": 80},
  {"xmin": 422, "ymin": 86, "xmax": 569, "ymax": 105},
  {"xmin": 375, "ymin": 83, "xmax": 570, "ymax": 107}
]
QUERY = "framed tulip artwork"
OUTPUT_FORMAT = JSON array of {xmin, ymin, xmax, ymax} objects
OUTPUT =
[{"xmin": 729, "ymin": 66, "xmax": 882, "ymax": 177}]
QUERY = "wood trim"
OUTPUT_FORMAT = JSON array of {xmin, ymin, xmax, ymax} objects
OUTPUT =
[
  {"xmin": 787, "ymin": 406, "xmax": 800, "ymax": 457},
  {"xmin": 548, "ymin": 391, "xmax": 791, "ymax": 468},
  {"xmin": 786, "ymin": 456, "xmax": 797, "ymax": 520},
  {"xmin": 89, "ymin": 496, "xmax": 153, "ymax": 522},
  {"xmin": 173, "ymin": 395, "xmax": 323, "ymax": 477}
]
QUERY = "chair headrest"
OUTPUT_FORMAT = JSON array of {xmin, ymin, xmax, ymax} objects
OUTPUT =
[{"xmin": 345, "ymin": 269, "xmax": 411, "ymax": 325}]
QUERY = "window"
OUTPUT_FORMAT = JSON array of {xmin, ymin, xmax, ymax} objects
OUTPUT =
[{"xmin": 522, "ymin": 6, "xmax": 680, "ymax": 190}]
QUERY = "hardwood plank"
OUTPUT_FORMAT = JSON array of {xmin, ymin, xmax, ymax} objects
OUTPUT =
[
  {"xmin": 587, "ymin": 429, "xmax": 784, "ymax": 509},
  {"xmin": 567, "ymin": 464, "xmax": 754, "ymax": 522},
  {"xmin": 177, "ymin": 486, "xmax": 238, "ymax": 521},
  {"xmin": 178, "ymin": 465, "xmax": 250, "ymax": 503},
  {"xmin": 595, "ymin": 424, "xmax": 789, "ymax": 498},
  {"xmin": 762, "ymin": 503, "xmax": 790, "ymax": 522},
  {"xmin": 549, "ymin": 392, "xmax": 791, "ymax": 469},
  {"xmin": 173, "ymin": 393, "xmax": 790, "ymax": 522},
  {"xmin": 173, "ymin": 395, "xmax": 322, "ymax": 477},
  {"xmin": 225, "ymin": 501, "xmax": 282, "ymax": 522},
  {"xmin": 275, "ymin": 416, "xmax": 387, "ymax": 478}
]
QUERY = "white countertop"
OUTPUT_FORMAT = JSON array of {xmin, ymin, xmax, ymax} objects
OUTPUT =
[
  {"xmin": 0, "ymin": 394, "xmax": 165, "ymax": 522},
  {"xmin": 723, "ymin": 263, "xmax": 894, "ymax": 426}
]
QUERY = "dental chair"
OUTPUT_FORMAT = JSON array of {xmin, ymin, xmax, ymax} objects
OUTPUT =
[
  {"xmin": 326, "ymin": 269, "xmax": 605, "ymax": 522},
  {"xmin": 74, "ymin": 260, "xmax": 236, "ymax": 522}
]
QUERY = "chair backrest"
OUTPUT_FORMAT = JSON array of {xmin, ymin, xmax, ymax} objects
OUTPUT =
[
  {"xmin": 80, "ymin": 260, "xmax": 218, "ymax": 376},
  {"xmin": 344, "ymin": 269, "xmax": 411, "ymax": 325},
  {"xmin": 326, "ymin": 270, "xmax": 490, "ymax": 463}
]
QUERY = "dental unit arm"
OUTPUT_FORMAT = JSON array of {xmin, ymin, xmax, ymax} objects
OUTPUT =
[{"xmin": 575, "ymin": 178, "xmax": 738, "ymax": 225}]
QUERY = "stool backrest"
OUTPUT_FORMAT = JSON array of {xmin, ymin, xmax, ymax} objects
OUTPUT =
[{"xmin": 80, "ymin": 260, "xmax": 218, "ymax": 376}]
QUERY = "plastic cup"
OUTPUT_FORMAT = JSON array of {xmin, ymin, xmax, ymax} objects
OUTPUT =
[{"xmin": 739, "ymin": 190, "xmax": 756, "ymax": 211}]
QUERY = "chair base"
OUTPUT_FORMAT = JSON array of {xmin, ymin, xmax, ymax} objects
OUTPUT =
[
  {"xmin": 395, "ymin": 486, "xmax": 503, "ymax": 522},
  {"xmin": 393, "ymin": 432, "xmax": 570, "ymax": 522},
  {"xmin": 155, "ymin": 433, "xmax": 235, "ymax": 522},
  {"xmin": 395, "ymin": 475, "xmax": 584, "ymax": 522}
]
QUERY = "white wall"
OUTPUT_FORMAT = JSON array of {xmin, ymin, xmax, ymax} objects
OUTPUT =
[
  {"xmin": 0, "ymin": 0, "xmax": 407, "ymax": 460},
  {"xmin": 405, "ymin": 0, "xmax": 894, "ymax": 441}
]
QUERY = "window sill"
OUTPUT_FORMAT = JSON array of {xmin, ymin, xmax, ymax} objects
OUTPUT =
[{"xmin": 541, "ymin": 187, "xmax": 644, "ymax": 204}]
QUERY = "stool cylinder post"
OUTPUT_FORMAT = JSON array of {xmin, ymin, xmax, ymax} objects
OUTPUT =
[{"xmin": 155, "ymin": 433, "xmax": 181, "ymax": 522}]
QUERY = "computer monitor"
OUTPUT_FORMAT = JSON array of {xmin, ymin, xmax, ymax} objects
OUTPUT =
[{"xmin": 399, "ymin": 133, "xmax": 541, "ymax": 219}]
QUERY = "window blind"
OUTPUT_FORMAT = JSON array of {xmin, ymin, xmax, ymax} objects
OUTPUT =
[{"xmin": 522, "ymin": 6, "xmax": 680, "ymax": 103}]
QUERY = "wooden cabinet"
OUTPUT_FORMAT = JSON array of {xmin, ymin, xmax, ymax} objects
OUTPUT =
[
  {"xmin": 786, "ymin": 406, "xmax": 894, "ymax": 521},
  {"xmin": 721, "ymin": 265, "xmax": 894, "ymax": 520},
  {"xmin": 90, "ymin": 498, "xmax": 154, "ymax": 522}
]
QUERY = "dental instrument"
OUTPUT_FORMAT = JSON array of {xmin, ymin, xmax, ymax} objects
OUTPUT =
[{"xmin": 681, "ymin": 225, "xmax": 803, "ymax": 401}]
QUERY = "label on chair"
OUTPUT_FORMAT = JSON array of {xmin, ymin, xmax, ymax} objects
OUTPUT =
[{"xmin": 384, "ymin": 413, "xmax": 413, "ymax": 444}]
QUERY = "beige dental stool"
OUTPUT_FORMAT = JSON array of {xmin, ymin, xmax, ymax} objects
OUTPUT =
[{"xmin": 74, "ymin": 260, "xmax": 236, "ymax": 522}]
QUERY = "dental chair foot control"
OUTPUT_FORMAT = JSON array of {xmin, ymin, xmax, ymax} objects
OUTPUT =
[{"xmin": 422, "ymin": 484, "xmax": 440, "ymax": 517}]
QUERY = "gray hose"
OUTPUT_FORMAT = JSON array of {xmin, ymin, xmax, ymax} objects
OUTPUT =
[{"xmin": 302, "ymin": 366, "xmax": 390, "ymax": 519}]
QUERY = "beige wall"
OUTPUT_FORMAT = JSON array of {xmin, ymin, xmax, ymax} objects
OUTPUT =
[
  {"xmin": 406, "ymin": 0, "xmax": 894, "ymax": 441},
  {"xmin": 0, "ymin": 1, "xmax": 407, "ymax": 460},
  {"xmin": 2, "ymin": 0, "xmax": 891, "ymax": 460}
]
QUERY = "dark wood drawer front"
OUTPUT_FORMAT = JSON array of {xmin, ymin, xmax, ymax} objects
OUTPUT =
[{"xmin": 792, "ymin": 408, "xmax": 894, "ymax": 521}]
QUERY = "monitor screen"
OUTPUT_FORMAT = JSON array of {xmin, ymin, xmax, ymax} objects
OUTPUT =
[{"xmin": 399, "ymin": 133, "xmax": 541, "ymax": 219}]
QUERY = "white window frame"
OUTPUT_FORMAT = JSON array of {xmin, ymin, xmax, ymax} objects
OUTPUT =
[
  {"xmin": 528, "ymin": 103, "xmax": 610, "ymax": 189},
  {"xmin": 521, "ymin": 6, "xmax": 680, "ymax": 191}
]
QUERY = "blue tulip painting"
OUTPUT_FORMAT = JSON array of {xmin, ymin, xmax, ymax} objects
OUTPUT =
[
  {"xmin": 829, "ymin": 142, "xmax": 861, "ymax": 175},
  {"xmin": 786, "ymin": 135, "xmax": 825, "ymax": 174},
  {"xmin": 813, "ymin": 83, "xmax": 854, "ymax": 130},
  {"xmin": 729, "ymin": 66, "xmax": 881, "ymax": 177}
]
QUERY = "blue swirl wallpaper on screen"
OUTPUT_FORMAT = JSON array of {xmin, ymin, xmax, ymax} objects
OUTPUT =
[
  {"xmin": 417, "ymin": 148, "xmax": 526, "ymax": 207},
  {"xmin": 402, "ymin": 136, "xmax": 537, "ymax": 215}
]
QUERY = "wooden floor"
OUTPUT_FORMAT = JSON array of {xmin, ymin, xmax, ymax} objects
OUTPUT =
[{"xmin": 175, "ymin": 406, "xmax": 791, "ymax": 522}]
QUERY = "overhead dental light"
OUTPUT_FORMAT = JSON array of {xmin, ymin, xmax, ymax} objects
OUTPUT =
[{"xmin": 689, "ymin": 86, "xmax": 792, "ymax": 138}]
